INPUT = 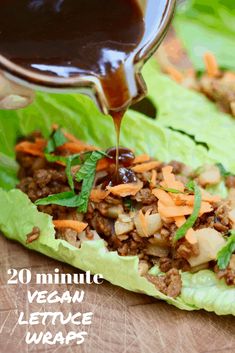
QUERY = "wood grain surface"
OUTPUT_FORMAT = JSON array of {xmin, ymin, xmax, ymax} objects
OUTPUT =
[{"xmin": 0, "ymin": 234, "xmax": 234, "ymax": 353}]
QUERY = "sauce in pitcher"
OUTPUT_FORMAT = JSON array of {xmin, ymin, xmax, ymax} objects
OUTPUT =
[{"xmin": 0, "ymin": 0, "xmax": 146, "ymax": 181}]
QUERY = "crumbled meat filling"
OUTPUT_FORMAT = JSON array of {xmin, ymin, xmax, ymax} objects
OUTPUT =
[{"xmin": 16, "ymin": 133, "xmax": 235, "ymax": 297}]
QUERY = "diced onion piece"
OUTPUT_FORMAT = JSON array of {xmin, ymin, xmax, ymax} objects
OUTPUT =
[
  {"xmin": 134, "ymin": 212, "xmax": 162, "ymax": 237},
  {"xmin": 107, "ymin": 205, "xmax": 124, "ymax": 219},
  {"xmin": 148, "ymin": 233, "xmax": 168, "ymax": 247},
  {"xmin": 198, "ymin": 165, "xmax": 221, "ymax": 186},
  {"xmin": 79, "ymin": 230, "xmax": 101, "ymax": 242},
  {"xmin": 188, "ymin": 228, "xmax": 226, "ymax": 267},
  {"xmin": 115, "ymin": 220, "xmax": 134, "ymax": 236},
  {"xmin": 138, "ymin": 261, "xmax": 150, "ymax": 276},
  {"xmin": 144, "ymin": 244, "xmax": 169, "ymax": 257}
]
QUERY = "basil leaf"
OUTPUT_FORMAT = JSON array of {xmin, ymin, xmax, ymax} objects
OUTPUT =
[
  {"xmin": 65, "ymin": 154, "xmax": 84, "ymax": 190},
  {"xmin": 44, "ymin": 128, "xmax": 67, "ymax": 153},
  {"xmin": 174, "ymin": 181, "xmax": 202, "ymax": 242},
  {"xmin": 45, "ymin": 152, "xmax": 91, "ymax": 191},
  {"xmin": 186, "ymin": 180, "xmax": 195, "ymax": 192},
  {"xmin": 216, "ymin": 163, "xmax": 233, "ymax": 178},
  {"xmin": 75, "ymin": 151, "xmax": 104, "ymax": 213},
  {"xmin": 45, "ymin": 153, "xmax": 67, "ymax": 164},
  {"xmin": 159, "ymin": 186, "xmax": 184, "ymax": 194},
  {"xmin": 35, "ymin": 191, "xmax": 81, "ymax": 207},
  {"xmin": 217, "ymin": 231, "xmax": 235, "ymax": 270}
]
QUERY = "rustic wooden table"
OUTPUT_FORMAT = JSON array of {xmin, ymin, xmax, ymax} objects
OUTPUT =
[{"xmin": 0, "ymin": 234, "xmax": 234, "ymax": 353}]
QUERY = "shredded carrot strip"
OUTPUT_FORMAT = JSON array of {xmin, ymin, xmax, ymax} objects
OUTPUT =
[
  {"xmin": 96, "ymin": 158, "xmax": 109, "ymax": 171},
  {"xmin": 172, "ymin": 192, "xmax": 220, "ymax": 206},
  {"xmin": 165, "ymin": 65, "xmax": 184, "ymax": 83},
  {"xmin": 152, "ymin": 189, "xmax": 175, "ymax": 206},
  {"xmin": 90, "ymin": 189, "xmax": 110, "ymax": 202},
  {"xmin": 150, "ymin": 169, "xmax": 157, "ymax": 189},
  {"xmin": 160, "ymin": 166, "xmax": 184, "ymax": 192},
  {"xmin": 15, "ymin": 141, "xmax": 45, "ymax": 157},
  {"xmin": 131, "ymin": 161, "xmax": 161, "ymax": 173},
  {"xmin": 138, "ymin": 209, "xmax": 148, "ymax": 237},
  {"xmin": 107, "ymin": 181, "xmax": 143, "ymax": 197},
  {"xmin": 204, "ymin": 52, "xmax": 220, "ymax": 77},
  {"xmin": 174, "ymin": 216, "xmax": 186, "ymax": 228},
  {"xmin": 185, "ymin": 228, "xmax": 197, "ymax": 245},
  {"xmin": 133, "ymin": 154, "xmax": 150, "ymax": 164},
  {"xmin": 58, "ymin": 142, "xmax": 97, "ymax": 153},
  {"xmin": 158, "ymin": 201, "xmax": 212, "ymax": 218},
  {"xmin": 53, "ymin": 220, "xmax": 88, "ymax": 233}
]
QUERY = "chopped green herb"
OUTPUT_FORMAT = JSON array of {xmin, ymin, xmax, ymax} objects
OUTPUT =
[
  {"xmin": 65, "ymin": 154, "xmax": 84, "ymax": 190},
  {"xmin": 216, "ymin": 163, "xmax": 234, "ymax": 178},
  {"xmin": 75, "ymin": 151, "xmax": 104, "ymax": 213},
  {"xmin": 45, "ymin": 152, "xmax": 91, "ymax": 191},
  {"xmin": 36, "ymin": 150, "xmax": 105, "ymax": 211},
  {"xmin": 35, "ymin": 191, "xmax": 81, "ymax": 207},
  {"xmin": 159, "ymin": 186, "xmax": 184, "ymax": 194},
  {"xmin": 45, "ymin": 153, "xmax": 67, "ymax": 164},
  {"xmin": 44, "ymin": 128, "xmax": 68, "ymax": 154},
  {"xmin": 217, "ymin": 231, "xmax": 235, "ymax": 270},
  {"xmin": 174, "ymin": 181, "xmax": 202, "ymax": 242},
  {"xmin": 186, "ymin": 180, "xmax": 195, "ymax": 192}
]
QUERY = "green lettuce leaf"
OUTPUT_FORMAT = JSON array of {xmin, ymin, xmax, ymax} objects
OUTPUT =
[
  {"xmin": 142, "ymin": 60, "xmax": 235, "ymax": 173},
  {"xmin": 1, "ymin": 188, "xmax": 234, "ymax": 315},
  {"xmin": 0, "ymin": 60, "xmax": 235, "ymax": 315},
  {"xmin": 174, "ymin": 0, "xmax": 235, "ymax": 71}
]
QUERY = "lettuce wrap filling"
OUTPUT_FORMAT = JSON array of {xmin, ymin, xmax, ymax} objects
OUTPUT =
[{"xmin": 0, "ymin": 61, "xmax": 235, "ymax": 315}]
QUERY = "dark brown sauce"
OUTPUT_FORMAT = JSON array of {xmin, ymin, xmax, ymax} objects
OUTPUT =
[
  {"xmin": 0, "ymin": 0, "xmax": 145, "ymax": 183},
  {"xmin": 100, "ymin": 147, "xmax": 137, "ymax": 187},
  {"xmin": 0, "ymin": 0, "xmax": 145, "ymax": 109}
]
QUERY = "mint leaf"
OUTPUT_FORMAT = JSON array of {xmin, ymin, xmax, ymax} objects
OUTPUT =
[
  {"xmin": 217, "ymin": 231, "xmax": 235, "ymax": 270},
  {"xmin": 174, "ymin": 181, "xmax": 202, "ymax": 242},
  {"xmin": 35, "ymin": 191, "xmax": 83, "ymax": 207},
  {"xmin": 75, "ymin": 151, "xmax": 105, "ymax": 213},
  {"xmin": 45, "ymin": 152, "xmax": 91, "ymax": 191},
  {"xmin": 44, "ymin": 128, "xmax": 67, "ymax": 153}
]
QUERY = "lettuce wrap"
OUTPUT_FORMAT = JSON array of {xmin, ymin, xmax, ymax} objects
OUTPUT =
[{"xmin": 0, "ymin": 61, "xmax": 235, "ymax": 315}]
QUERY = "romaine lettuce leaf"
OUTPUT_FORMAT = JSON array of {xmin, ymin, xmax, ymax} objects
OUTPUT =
[
  {"xmin": 0, "ymin": 60, "xmax": 235, "ymax": 315},
  {"xmin": 1, "ymin": 188, "xmax": 234, "ymax": 315},
  {"xmin": 142, "ymin": 60, "xmax": 235, "ymax": 173},
  {"xmin": 174, "ymin": 0, "xmax": 235, "ymax": 71}
]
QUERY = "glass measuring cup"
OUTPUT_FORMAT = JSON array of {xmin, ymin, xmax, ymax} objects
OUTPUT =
[{"xmin": 0, "ymin": 0, "xmax": 176, "ymax": 113}]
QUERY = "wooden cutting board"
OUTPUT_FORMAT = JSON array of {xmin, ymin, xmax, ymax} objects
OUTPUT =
[{"xmin": 0, "ymin": 234, "xmax": 234, "ymax": 353}]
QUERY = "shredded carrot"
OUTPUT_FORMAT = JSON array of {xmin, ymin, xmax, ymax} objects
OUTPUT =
[
  {"xmin": 150, "ymin": 169, "xmax": 157, "ymax": 189},
  {"xmin": 172, "ymin": 192, "xmax": 220, "ymax": 206},
  {"xmin": 57, "ymin": 142, "xmax": 97, "ymax": 153},
  {"xmin": 185, "ymin": 228, "xmax": 197, "ymax": 245},
  {"xmin": 133, "ymin": 154, "xmax": 150, "ymax": 164},
  {"xmin": 131, "ymin": 161, "xmax": 161, "ymax": 173},
  {"xmin": 174, "ymin": 216, "xmax": 186, "ymax": 228},
  {"xmin": 15, "ymin": 141, "xmax": 45, "ymax": 157},
  {"xmin": 90, "ymin": 189, "xmax": 110, "ymax": 202},
  {"xmin": 138, "ymin": 209, "xmax": 148, "ymax": 237},
  {"xmin": 107, "ymin": 181, "xmax": 143, "ymax": 197},
  {"xmin": 152, "ymin": 188, "xmax": 175, "ymax": 206},
  {"xmin": 96, "ymin": 158, "xmax": 109, "ymax": 171},
  {"xmin": 158, "ymin": 201, "xmax": 212, "ymax": 218},
  {"xmin": 160, "ymin": 166, "xmax": 184, "ymax": 192},
  {"xmin": 204, "ymin": 52, "xmax": 220, "ymax": 77},
  {"xmin": 53, "ymin": 220, "xmax": 88, "ymax": 233},
  {"xmin": 165, "ymin": 65, "xmax": 184, "ymax": 83}
]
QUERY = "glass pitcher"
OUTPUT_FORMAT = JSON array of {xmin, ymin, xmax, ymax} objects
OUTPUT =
[{"xmin": 0, "ymin": 0, "xmax": 176, "ymax": 113}]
